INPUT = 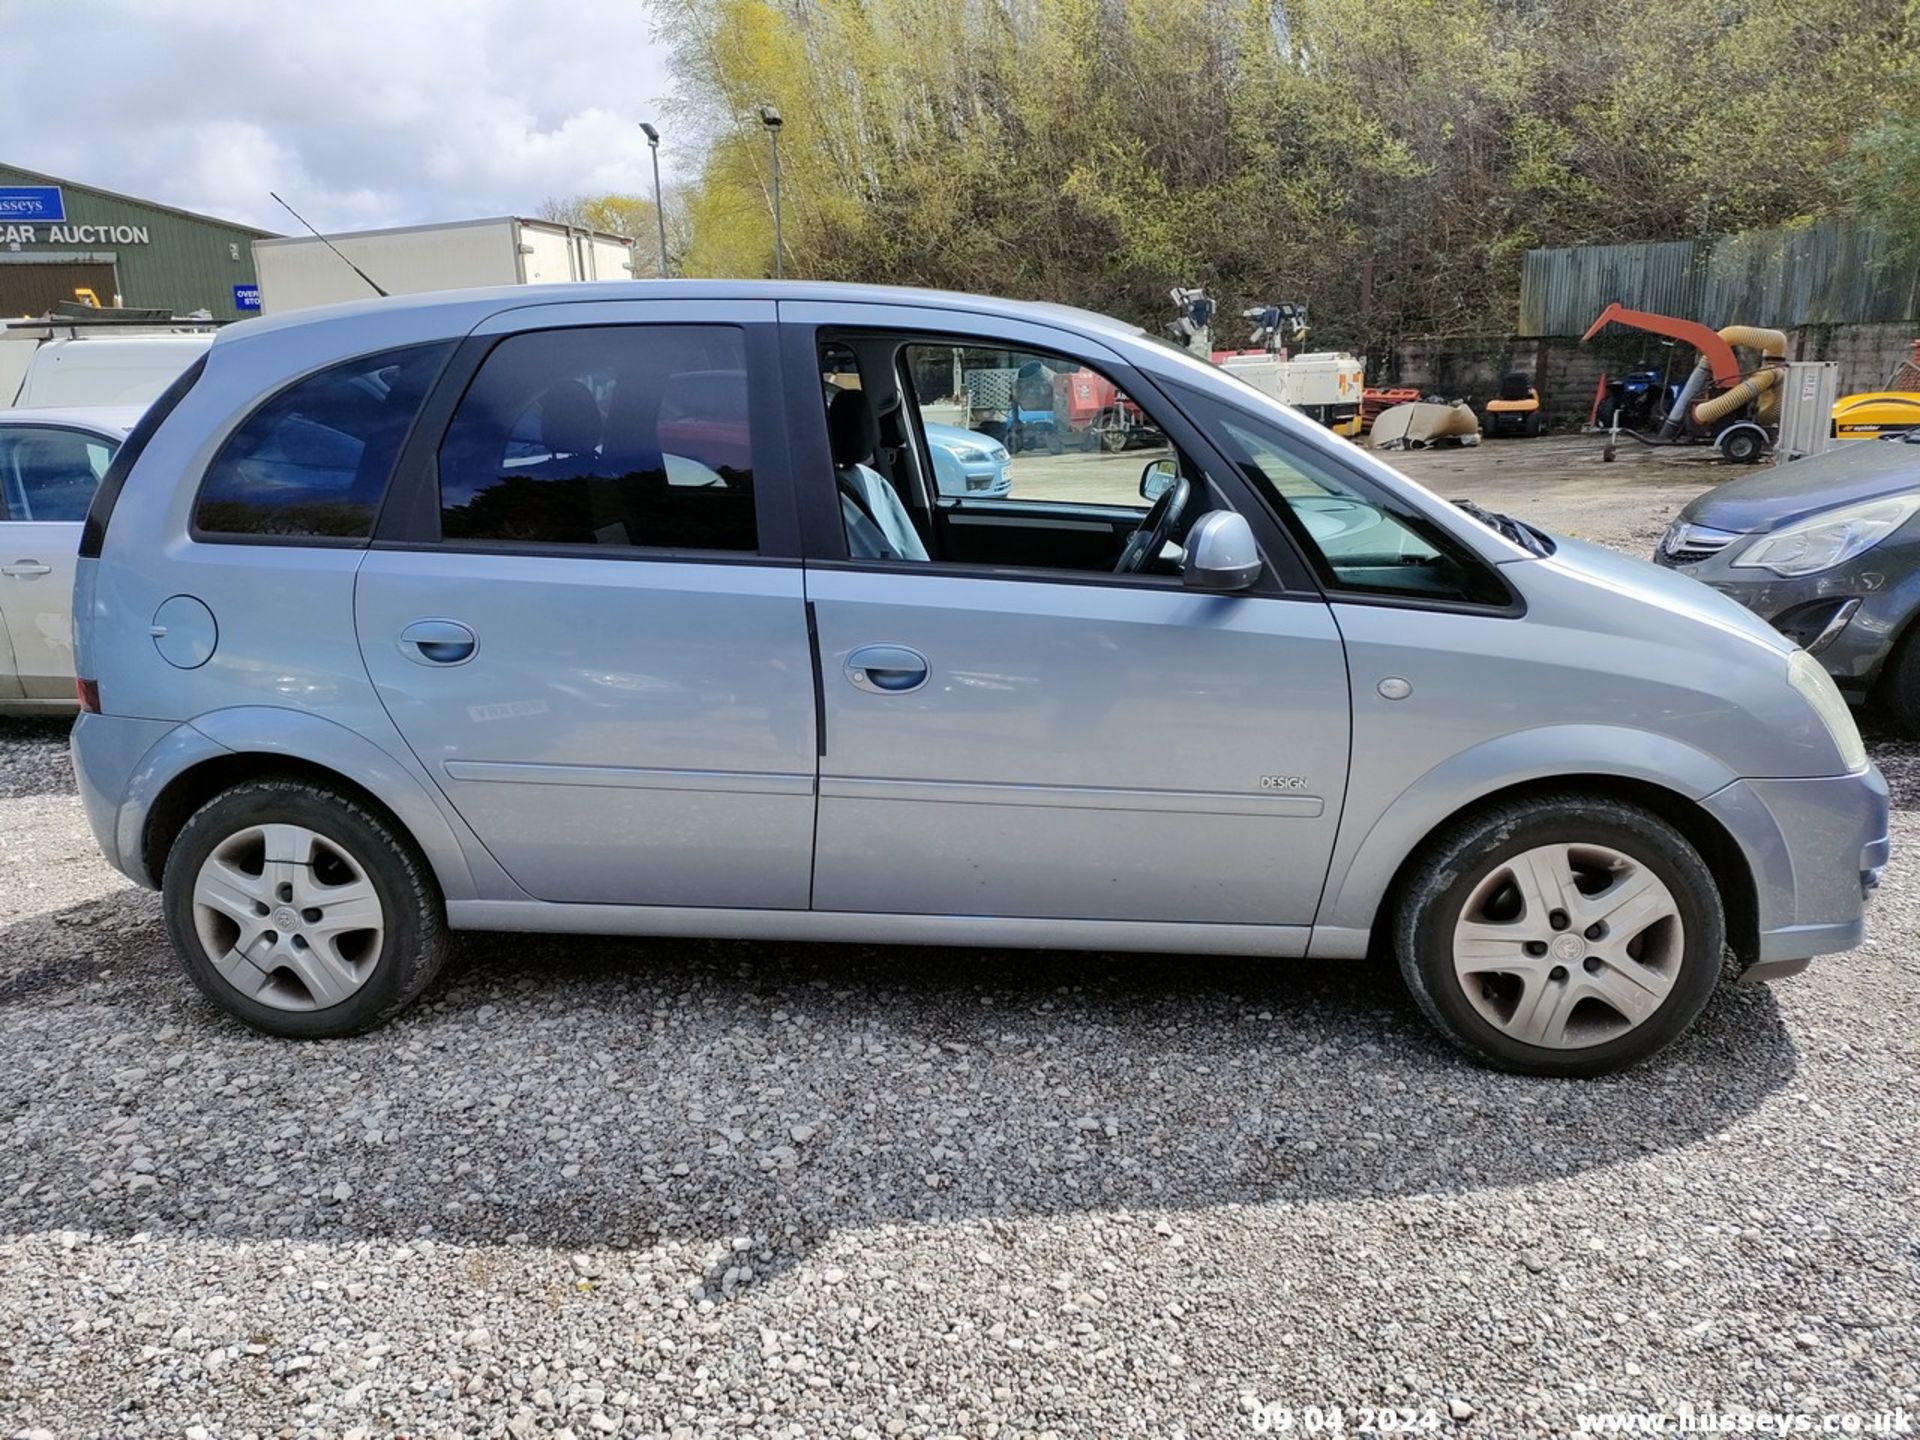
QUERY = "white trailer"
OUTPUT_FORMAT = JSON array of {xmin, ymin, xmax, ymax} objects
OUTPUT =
[
  {"xmin": 252, "ymin": 217, "xmax": 636, "ymax": 314},
  {"xmin": 1216, "ymin": 350, "xmax": 1367, "ymax": 438}
]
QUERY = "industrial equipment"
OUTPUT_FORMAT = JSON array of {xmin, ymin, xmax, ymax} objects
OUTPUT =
[
  {"xmin": 1165, "ymin": 287, "xmax": 1215, "ymax": 357},
  {"xmin": 1482, "ymin": 372, "xmax": 1543, "ymax": 437},
  {"xmin": 1582, "ymin": 303, "xmax": 1787, "ymax": 462},
  {"xmin": 1205, "ymin": 297, "xmax": 1365, "ymax": 438},
  {"xmin": 1778, "ymin": 362, "xmax": 1840, "ymax": 460},
  {"xmin": 1831, "ymin": 341, "xmax": 1920, "ymax": 440}
]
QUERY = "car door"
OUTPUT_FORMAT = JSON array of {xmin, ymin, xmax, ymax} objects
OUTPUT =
[
  {"xmin": 784, "ymin": 302, "xmax": 1351, "ymax": 933},
  {"xmin": 0, "ymin": 423, "xmax": 115, "ymax": 698},
  {"xmin": 355, "ymin": 300, "xmax": 818, "ymax": 908}
]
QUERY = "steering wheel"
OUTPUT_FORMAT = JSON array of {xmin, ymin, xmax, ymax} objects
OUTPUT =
[{"xmin": 1114, "ymin": 474, "xmax": 1189, "ymax": 575}]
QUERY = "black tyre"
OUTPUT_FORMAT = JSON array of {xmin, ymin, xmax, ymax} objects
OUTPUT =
[
  {"xmin": 1876, "ymin": 627, "xmax": 1920, "ymax": 737},
  {"xmin": 1392, "ymin": 794, "xmax": 1725, "ymax": 1076},
  {"xmin": 1522, "ymin": 409, "xmax": 1543, "ymax": 438},
  {"xmin": 162, "ymin": 777, "xmax": 450, "ymax": 1037},
  {"xmin": 1720, "ymin": 425, "xmax": 1766, "ymax": 464}
]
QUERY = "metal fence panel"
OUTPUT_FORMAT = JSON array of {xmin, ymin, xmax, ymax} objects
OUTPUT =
[{"xmin": 1520, "ymin": 224, "xmax": 1917, "ymax": 336}]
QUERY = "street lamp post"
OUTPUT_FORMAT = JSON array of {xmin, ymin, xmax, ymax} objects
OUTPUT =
[
  {"xmin": 639, "ymin": 121, "xmax": 668, "ymax": 278},
  {"xmin": 758, "ymin": 104, "xmax": 783, "ymax": 279}
]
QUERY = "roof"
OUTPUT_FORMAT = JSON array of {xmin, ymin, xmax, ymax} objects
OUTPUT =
[
  {"xmin": 0, "ymin": 161, "xmax": 278, "ymax": 239},
  {"xmin": 0, "ymin": 405, "xmax": 144, "ymax": 436},
  {"xmin": 223, "ymin": 278, "xmax": 1148, "ymax": 345}
]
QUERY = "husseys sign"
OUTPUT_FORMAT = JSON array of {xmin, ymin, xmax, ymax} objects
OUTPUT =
[
  {"xmin": 2, "ymin": 223, "xmax": 153, "ymax": 245},
  {"xmin": 0, "ymin": 186, "xmax": 152, "ymax": 246}
]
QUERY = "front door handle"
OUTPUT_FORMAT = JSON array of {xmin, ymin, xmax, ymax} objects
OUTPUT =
[
  {"xmin": 398, "ymin": 619, "xmax": 478, "ymax": 666},
  {"xmin": 845, "ymin": 643, "xmax": 929, "ymax": 694},
  {"xmin": 1, "ymin": 560, "xmax": 51, "ymax": 578}
]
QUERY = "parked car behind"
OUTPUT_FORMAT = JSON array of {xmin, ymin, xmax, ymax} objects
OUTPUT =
[
  {"xmin": 71, "ymin": 281, "xmax": 1885, "ymax": 1075},
  {"xmin": 923, "ymin": 420, "xmax": 1012, "ymax": 497},
  {"xmin": 0, "ymin": 406, "xmax": 137, "ymax": 712},
  {"xmin": 1654, "ymin": 432, "xmax": 1920, "ymax": 730}
]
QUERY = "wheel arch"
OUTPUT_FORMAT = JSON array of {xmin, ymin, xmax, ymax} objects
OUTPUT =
[
  {"xmin": 1314, "ymin": 726, "xmax": 1760, "ymax": 966},
  {"xmin": 133, "ymin": 708, "xmax": 496, "ymax": 903},
  {"xmin": 1370, "ymin": 774, "xmax": 1760, "ymax": 969}
]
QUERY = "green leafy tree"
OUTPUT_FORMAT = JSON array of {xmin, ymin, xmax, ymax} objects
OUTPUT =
[{"xmin": 660, "ymin": 0, "xmax": 1919, "ymax": 340}]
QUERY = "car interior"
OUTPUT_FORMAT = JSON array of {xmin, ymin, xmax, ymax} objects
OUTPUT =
[{"xmin": 819, "ymin": 335, "xmax": 1208, "ymax": 578}]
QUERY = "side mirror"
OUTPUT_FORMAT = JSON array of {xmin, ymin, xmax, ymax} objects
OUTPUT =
[
  {"xmin": 1182, "ymin": 510, "xmax": 1262, "ymax": 591},
  {"xmin": 1140, "ymin": 457, "xmax": 1177, "ymax": 502}
]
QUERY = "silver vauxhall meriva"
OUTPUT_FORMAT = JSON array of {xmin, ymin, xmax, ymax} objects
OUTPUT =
[{"xmin": 69, "ymin": 282, "xmax": 1888, "ymax": 1075}]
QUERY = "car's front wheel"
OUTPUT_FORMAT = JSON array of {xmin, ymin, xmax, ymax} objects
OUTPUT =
[
  {"xmin": 1392, "ymin": 794, "xmax": 1725, "ymax": 1076},
  {"xmin": 162, "ymin": 777, "xmax": 449, "ymax": 1037}
]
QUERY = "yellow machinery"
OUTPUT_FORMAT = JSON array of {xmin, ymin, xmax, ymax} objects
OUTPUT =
[
  {"xmin": 1482, "ymin": 372, "xmax": 1543, "ymax": 436},
  {"xmin": 1833, "ymin": 343, "xmax": 1920, "ymax": 439}
]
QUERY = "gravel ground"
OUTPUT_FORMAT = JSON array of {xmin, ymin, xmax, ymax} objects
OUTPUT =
[{"xmin": 2, "ymin": 454, "xmax": 1918, "ymax": 1439}]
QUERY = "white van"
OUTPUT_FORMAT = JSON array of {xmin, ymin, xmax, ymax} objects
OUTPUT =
[{"xmin": 3, "ymin": 333, "xmax": 214, "ymax": 409}]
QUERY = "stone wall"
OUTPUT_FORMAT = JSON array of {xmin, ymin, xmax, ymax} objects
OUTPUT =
[{"xmin": 1793, "ymin": 322, "xmax": 1918, "ymax": 395}]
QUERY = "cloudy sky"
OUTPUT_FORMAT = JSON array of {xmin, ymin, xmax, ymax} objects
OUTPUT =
[{"xmin": 0, "ymin": 0, "xmax": 683, "ymax": 235}]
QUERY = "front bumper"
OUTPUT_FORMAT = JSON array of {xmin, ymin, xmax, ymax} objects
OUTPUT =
[
  {"xmin": 1702, "ymin": 763, "xmax": 1890, "ymax": 972},
  {"xmin": 963, "ymin": 464, "xmax": 1013, "ymax": 496}
]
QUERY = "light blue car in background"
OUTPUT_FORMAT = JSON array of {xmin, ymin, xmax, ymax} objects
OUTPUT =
[{"xmin": 924, "ymin": 421, "xmax": 1012, "ymax": 497}]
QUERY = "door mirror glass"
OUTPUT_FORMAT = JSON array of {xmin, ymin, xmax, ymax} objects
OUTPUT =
[
  {"xmin": 1140, "ymin": 457, "xmax": 1177, "ymax": 502},
  {"xmin": 1183, "ymin": 509, "xmax": 1262, "ymax": 591}
]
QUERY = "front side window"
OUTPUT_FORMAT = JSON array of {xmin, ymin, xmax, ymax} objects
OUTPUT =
[
  {"xmin": 437, "ymin": 325, "xmax": 756, "ymax": 552},
  {"xmin": 196, "ymin": 343, "xmax": 451, "ymax": 539},
  {"xmin": 0, "ymin": 426, "xmax": 117, "ymax": 522},
  {"xmin": 1179, "ymin": 386, "xmax": 1510, "ymax": 605},
  {"xmin": 901, "ymin": 343, "xmax": 1172, "ymax": 510}
]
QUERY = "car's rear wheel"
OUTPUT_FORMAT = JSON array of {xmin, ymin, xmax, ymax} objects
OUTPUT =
[
  {"xmin": 162, "ymin": 778, "xmax": 448, "ymax": 1037},
  {"xmin": 1392, "ymin": 794, "xmax": 1725, "ymax": 1076}
]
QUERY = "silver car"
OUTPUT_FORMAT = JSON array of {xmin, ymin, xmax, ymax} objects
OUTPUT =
[
  {"xmin": 70, "ymin": 282, "xmax": 1887, "ymax": 1075},
  {"xmin": 0, "ymin": 405, "xmax": 139, "ymax": 712},
  {"xmin": 924, "ymin": 421, "xmax": 1013, "ymax": 498}
]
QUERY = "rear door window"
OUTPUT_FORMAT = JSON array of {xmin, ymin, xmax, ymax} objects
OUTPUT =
[
  {"xmin": 0, "ymin": 426, "xmax": 117, "ymax": 522},
  {"xmin": 195, "ymin": 343, "xmax": 452, "ymax": 540},
  {"xmin": 435, "ymin": 325, "xmax": 757, "ymax": 552}
]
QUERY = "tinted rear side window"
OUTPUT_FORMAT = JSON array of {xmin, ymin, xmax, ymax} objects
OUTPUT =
[
  {"xmin": 195, "ymin": 342, "xmax": 451, "ymax": 540},
  {"xmin": 436, "ymin": 325, "xmax": 756, "ymax": 552}
]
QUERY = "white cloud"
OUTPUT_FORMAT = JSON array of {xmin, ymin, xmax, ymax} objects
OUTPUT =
[{"xmin": 0, "ymin": 0, "xmax": 682, "ymax": 233}]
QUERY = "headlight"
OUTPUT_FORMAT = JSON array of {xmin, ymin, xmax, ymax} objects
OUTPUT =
[
  {"xmin": 949, "ymin": 445, "xmax": 989, "ymax": 463},
  {"xmin": 1787, "ymin": 649, "xmax": 1866, "ymax": 771},
  {"xmin": 1731, "ymin": 495, "xmax": 1920, "ymax": 577}
]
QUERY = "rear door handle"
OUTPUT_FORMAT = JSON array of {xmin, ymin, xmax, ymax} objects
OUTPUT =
[
  {"xmin": 398, "ymin": 619, "xmax": 478, "ymax": 666},
  {"xmin": 1, "ymin": 560, "xmax": 51, "ymax": 578},
  {"xmin": 845, "ymin": 643, "xmax": 929, "ymax": 693}
]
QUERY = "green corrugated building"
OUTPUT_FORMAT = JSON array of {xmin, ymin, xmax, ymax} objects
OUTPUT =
[{"xmin": 0, "ymin": 162, "xmax": 276, "ymax": 320}]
